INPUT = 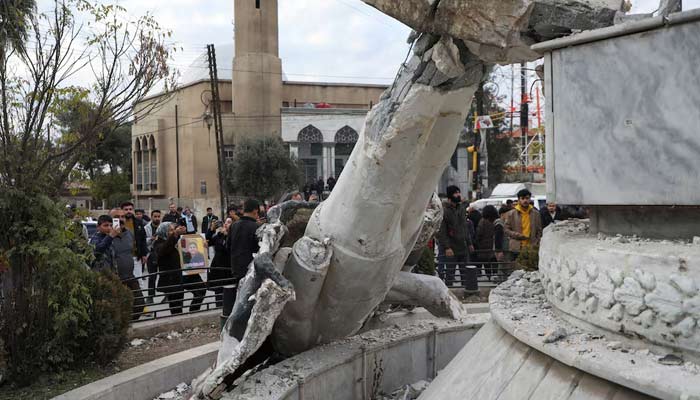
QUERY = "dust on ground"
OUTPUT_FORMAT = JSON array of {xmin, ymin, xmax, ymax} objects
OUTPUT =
[{"xmin": 0, "ymin": 322, "xmax": 220, "ymax": 400}]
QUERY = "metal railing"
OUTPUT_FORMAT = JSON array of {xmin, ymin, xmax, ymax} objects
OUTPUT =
[
  {"xmin": 120, "ymin": 250, "xmax": 519, "ymax": 322},
  {"xmin": 121, "ymin": 267, "xmax": 236, "ymax": 322},
  {"xmin": 435, "ymin": 249, "xmax": 518, "ymax": 290}
]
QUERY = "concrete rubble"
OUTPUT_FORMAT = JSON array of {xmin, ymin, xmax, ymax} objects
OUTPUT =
[
  {"xmin": 154, "ymin": 382, "xmax": 190, "ymax": 400},
  {"xmin": 376, "ymin": 380, "xmax": 431, "ymax": 400},
  {"xmin": 361, "ymin": 0, "xmax": 624, "ymax": 63}
]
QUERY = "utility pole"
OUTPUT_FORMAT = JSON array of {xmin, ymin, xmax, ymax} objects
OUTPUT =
[
  {"xmin": 175, "ymin": 104, "xmax": 180, "ymax": 198},
  {"xmin": 207, "ymin": 44, "xmax": 227, "ymax": 219},
  {"xmin": 474, "ymin": 77, "xmax": 485, "ymax": 196},
  {"xmin": 520, "ymin": 62, "xmax": 529, "ymax": 171},
  {"xmin": 510, "ymin": 65, "xmax": 515, "ymax": 137},
  {"xmin": 536, "ymin": 85, "xmax": 543, "ymax": 167}
]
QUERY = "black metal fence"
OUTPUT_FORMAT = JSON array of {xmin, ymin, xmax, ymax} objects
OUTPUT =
[
  {"xmin": 436, "ymin": 250, "xmax": 517, "ymax": 290},
  {"xmin": 121, "ymin": 267, "xmax": 236, "ymax": 322},
  {"xmin": 121, "ymin": 250, "xmax": 517, "ymax": 322}
]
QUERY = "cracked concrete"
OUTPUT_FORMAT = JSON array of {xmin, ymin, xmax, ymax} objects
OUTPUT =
[{"xmin": 362, "ymin": 0, "xmax": 623, "ymax": 63}]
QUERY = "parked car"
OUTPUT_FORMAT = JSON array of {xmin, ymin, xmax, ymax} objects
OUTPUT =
[{"xmin": 82, "ymin": 218, "xmax": 97, "ymax": 240}]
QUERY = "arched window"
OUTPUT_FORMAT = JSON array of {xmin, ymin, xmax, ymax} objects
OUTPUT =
[
  {"xmin": 298, "ymin": 125, "xmax": 323, "ymax": 143},
  {"xmin": 335, "ymin": 126, "xmax": 358, "ymax": 157},
  {"xmin": 135, "ymin": 139, "xmax": 143, "ymax": 191},
  {"xmin": 149, "ymin": 135, "xmax": 157, "ymax": 190},
  {"xmin": 142, "ymin": 137, "xmax": 150, "ymax": 188},
  {"xmin": 334, "ymin": 126, "xmax": 358, "ymax": 144}
]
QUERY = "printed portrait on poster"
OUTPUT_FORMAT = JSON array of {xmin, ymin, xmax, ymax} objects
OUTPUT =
[{"xmin": 178, "ymin": 234, "xmax": 208, "ymax": 276}]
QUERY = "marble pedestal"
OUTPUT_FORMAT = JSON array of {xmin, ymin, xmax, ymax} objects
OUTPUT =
[{"xmin": 419, "ymin": 222, "xmax": 700, "ymax": 400}]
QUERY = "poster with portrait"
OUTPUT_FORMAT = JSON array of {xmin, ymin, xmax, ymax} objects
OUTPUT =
[{"xmin": 178, "ymin": 234, "xmax": 208, "ymax": 276}]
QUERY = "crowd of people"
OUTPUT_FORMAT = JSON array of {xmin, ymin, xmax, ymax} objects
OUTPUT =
[
  {"xmin": 87, "ymin": 185, "xmax": 581, "ymax": 319},
  {"xmin": 436, "ymin": 185, "xmax": 583, "ymax": 287},
  {"xmin": 302, "ymin": 176, "xmax": 337, "ymax": 201},
  {"xmin": 89, "ymin": 199, "xmax": 268, "ymax": 320}
]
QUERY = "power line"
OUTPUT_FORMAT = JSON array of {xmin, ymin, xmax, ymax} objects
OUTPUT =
[
  {"xmin": 171, "ymin": 63, "xmax": 395, "ymax": 81},
  {"xmin": 133, "ymin": 118, "xmax": 205, "ymax": 136},
  {"xmin": 330, "ymin": 0, "xmax": 406, "ymax": 35}
]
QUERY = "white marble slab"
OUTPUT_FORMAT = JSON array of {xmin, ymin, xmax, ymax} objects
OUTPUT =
[{"xmin": 548, "ymin": 18, "xmax": 700, "ymax": 205}]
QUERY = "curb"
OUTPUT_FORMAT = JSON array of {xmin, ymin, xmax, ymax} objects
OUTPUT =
[{"xmin": 52, "ymin": 342, "xmax": 218, "ymax": 400}]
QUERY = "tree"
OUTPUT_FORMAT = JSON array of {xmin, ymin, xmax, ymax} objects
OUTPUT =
[
  {"xmin": 0, "ymin": 0, "xmax": 176, "ymax": 386},
  {"xmin": 225, "ymin": 137, "xmax": 304, "ymax": 201},
  {"xmin": 54, "ymin": 94, "xmax": 133, "ymax": 180},
  {"xmin": 487, "ymin": 128, "xmax": 518, "ymax": 185},
  {"xmin": 0, "ymin": 0, "xmax": 36, "ymax": 55},
  {"xmin": 467, "ymin": 73, "xmax": 518, "ymax": 188},
  {"xmin": 0, "ymin": 0, "xmax": 176, "ymax": 195},
  {"xmin": 53, "ymin": 95, "xmax": 133, "ymax": 204}
]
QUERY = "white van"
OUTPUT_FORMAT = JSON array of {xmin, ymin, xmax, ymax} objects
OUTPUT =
[{"xmin": 469, "ymin": 183, "xmax": 547, "ymax": 211}]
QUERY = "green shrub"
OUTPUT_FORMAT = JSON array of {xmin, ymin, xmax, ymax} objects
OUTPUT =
[
  {"xmin": 414, "ymin": 247, "xmax": 436, "ymax": 276},
  {"xmin": 0, "ymin": 190, "xmax": 132, "ymax": 387},
  {"xmin": 85, "ymin": 271, "xmax": 132, "ymax": 365},
  {"xmin": 515, "ymin": 246, "xmax": 540, "ymax": 271}
]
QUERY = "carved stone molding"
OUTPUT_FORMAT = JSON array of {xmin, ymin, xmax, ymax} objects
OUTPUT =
[{"xmin": 539, "ymin": 220, "xmax": 700, "ymax": 358}]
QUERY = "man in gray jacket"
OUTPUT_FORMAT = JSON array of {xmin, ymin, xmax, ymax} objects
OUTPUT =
[{"xmin": 109, "ymin": 208, "xmax": 146, "ymax": 320}]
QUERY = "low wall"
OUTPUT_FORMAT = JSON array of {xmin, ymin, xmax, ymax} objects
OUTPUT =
[
  {"xmin": 55, "ymin": 313, "xmax": 489, "ymax": 400},
  {"xmin": 52, "ymin": 342, "xmax": 219, "ymax": 400},
  {"xmin": 224, "ymin": 314, "xmax": 489, "ymax": 400}
]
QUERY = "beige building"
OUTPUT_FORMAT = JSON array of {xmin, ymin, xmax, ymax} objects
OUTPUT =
[{"xmin": 131, "ymin": 0, "xmax": 387, "ymax": 215}]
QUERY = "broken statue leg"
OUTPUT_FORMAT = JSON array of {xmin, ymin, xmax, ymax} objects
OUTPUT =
[
  {"xmin": 193, "ymin": 253, "xmax": 295, "ymax": 400},
  {"xmin": 272, "ymin": 35, "xmax": 488, "ymax": 354},
  {"xmin": 384, "ymin": 271, "xmax": 464, "ymax": 319},
  {"xmin": 272, "ymin": 236, "xmax": 333, "ymax": 356}
]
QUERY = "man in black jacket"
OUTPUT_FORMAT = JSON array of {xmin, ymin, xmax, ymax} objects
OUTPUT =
[
  {"xmin": 162, "ymin": 202, "xmax": 180, "ymax": 223},
  {"xmin": 540, "ymin": 201, "xmax": 567, "ymax": 229},
  {"xmin": 437, "ymin": 186, "xmax": 474, "ymax": 288},
  {"xmin": 201, "ymin": 207, "xmax": 219, "ymax": 237},
  {"xmin": 228, "ymin": 199, "xmax": 261, "ymax": 281}
]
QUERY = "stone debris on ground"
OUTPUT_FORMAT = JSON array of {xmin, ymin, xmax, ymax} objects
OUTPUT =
[
  {"xmin": 130, "ymin": 325, "xmax": 213, "ymax": 351},
  {"xmin": 543, "ymin": 327, "xmax": 568, "ymax": 344},
  {"xmin": 153, "ymin": 382, "xmax": 190, "ymax": 400},
  {"xmin": 658, "ymin": 354, "xmax": 684, "ymax": 366},
  {"xmin": 374, "ymin": 379, "xmax": 431, "ymax": 400},
  {"xmin": 490, "ymin": 269, "xmax": 700, "ymax": 386}
]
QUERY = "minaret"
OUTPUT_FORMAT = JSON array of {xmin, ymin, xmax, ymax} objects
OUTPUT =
[{"xmin": 232, "ymin": 0, "xmax": 283, "ymax": 140}]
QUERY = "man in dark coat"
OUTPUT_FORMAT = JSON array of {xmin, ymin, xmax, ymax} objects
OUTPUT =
[
  {"xmin": 162, "ymin": 203, "xmax": 180, "ymax": 223},
  {"xmin": 201, "ymin": 207, "xmax": 219, "ymax": 237},
  {"xmin": 540, "ymin": 201, "xmax": 567, "ymax": 229},
  {"xmin": 228, "ymin": 198, "xmax": 261, "ymax": 280},
  {"xmin": 437, "ymin": 186, "xmax": 473, "ymax": 287}
]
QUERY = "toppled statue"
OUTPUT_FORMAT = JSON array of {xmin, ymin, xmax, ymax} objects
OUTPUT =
[{"xmin": 192, "ymin": 1, "xmax": 625, "ymax": 398}]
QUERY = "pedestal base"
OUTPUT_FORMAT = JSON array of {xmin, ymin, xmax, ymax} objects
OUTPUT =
[{"xmin": 419, "ymin": 320, "xmax": 653, "ymax": 400}]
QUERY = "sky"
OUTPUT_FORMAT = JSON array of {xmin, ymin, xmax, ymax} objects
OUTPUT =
[{"xmin": 32, "ymin": 0, "xmax": 700, "ymax": 112}]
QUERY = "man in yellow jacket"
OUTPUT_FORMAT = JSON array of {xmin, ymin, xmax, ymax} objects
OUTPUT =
[{"xmin": 504, "ymin": 189, "xmax": 543, "ymax": 259}]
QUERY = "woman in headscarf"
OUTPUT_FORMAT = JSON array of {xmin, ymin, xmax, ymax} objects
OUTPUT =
[{"xmin": 154, "ymin": 222, "xmax": 206, "ymax": 314}]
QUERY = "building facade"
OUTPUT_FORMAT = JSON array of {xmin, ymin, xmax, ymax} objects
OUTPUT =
[{"xmin": 131, "ymin": 0, "xmax": 387, "ymax": 214}]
